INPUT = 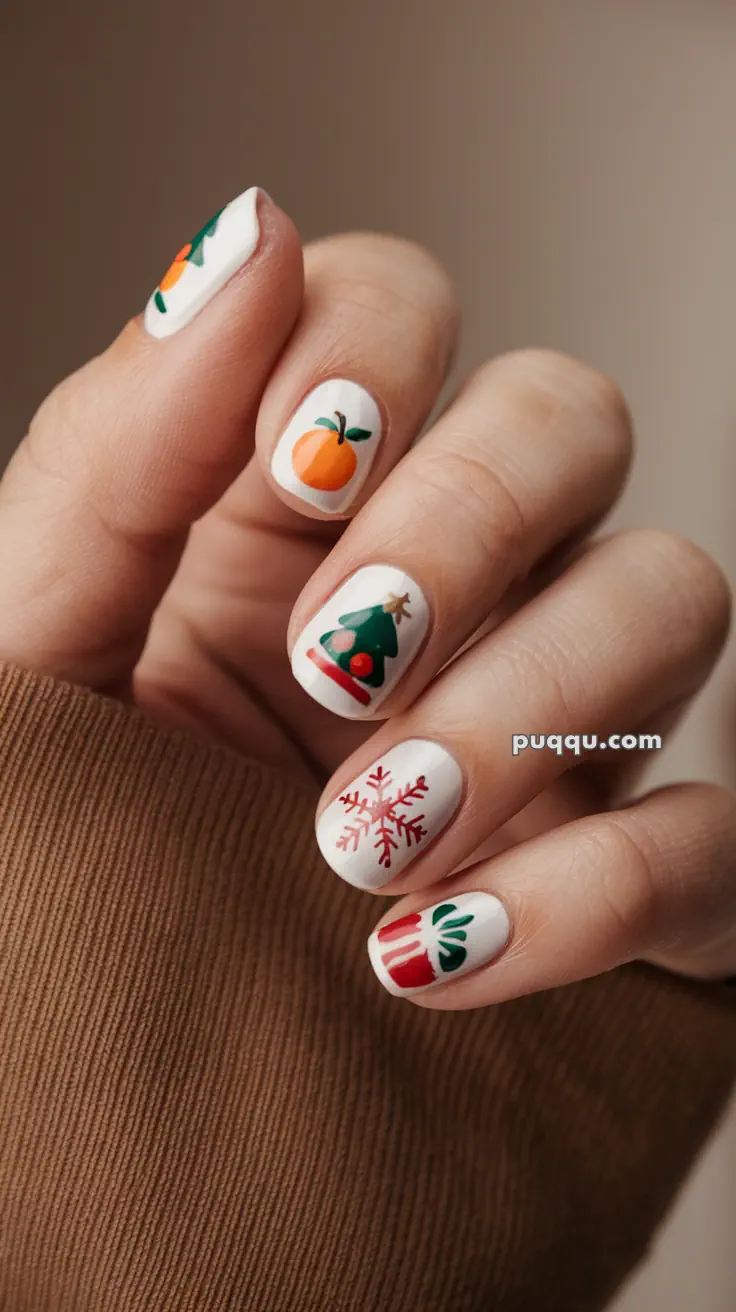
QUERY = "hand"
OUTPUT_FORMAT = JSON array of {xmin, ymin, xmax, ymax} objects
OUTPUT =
[{"xmin": 2, "ymin": 187, "xmax": 734, "ymax": 1005}]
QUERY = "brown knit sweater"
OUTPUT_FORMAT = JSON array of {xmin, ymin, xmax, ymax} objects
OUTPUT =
[{"xmin": 0, "ymin": 662, "xmax": 734, "ymax": 1312}]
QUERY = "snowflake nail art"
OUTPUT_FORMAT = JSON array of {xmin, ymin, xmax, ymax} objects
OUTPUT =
[
  {"xmin": 335, "ymin": 764, "xmax": 429, "ymax": 869},
  {"xmin": 368, "ymin": 892, "xmax": 510, "ymax": 997},
  {"xmin": 316, "ymin": 740, "xmax": 463, "ymax": 890}
]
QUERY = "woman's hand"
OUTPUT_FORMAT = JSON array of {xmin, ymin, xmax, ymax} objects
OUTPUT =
[{"xmin": 1, "ymin": 186, "xmax": 734, "ymax": 1004}]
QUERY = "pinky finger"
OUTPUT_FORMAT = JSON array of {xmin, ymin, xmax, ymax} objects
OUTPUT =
[{"xmin": 367, "ymin": 783, "xmax": 736, "ymax": 1008}]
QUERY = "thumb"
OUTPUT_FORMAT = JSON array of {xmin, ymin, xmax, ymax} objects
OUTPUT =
[{"xmin": 0, "ymin": 188, "xmax": 302, "ymax": 689}]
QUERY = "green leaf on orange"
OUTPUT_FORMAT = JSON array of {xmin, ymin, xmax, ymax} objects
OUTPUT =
[
  {"xmin": 316, "ymin": 417, "xmax": 340, "ymax": 432},
  {"xmin": 345, "ymin": 427, "xmax": 372, "ymax": 441},
  {"xmin": 188, "ymin": 210, "xmax": 223, "ymax": 266}
]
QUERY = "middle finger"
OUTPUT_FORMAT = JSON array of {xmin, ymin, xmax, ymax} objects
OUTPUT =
[{"xmin": 289, "ymin": 348, "xmax": 633, "ymax": 719}]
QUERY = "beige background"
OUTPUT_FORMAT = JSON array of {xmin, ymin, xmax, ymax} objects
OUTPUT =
[{"xmin": 1, "ymin": 0, "xmax": 734, "ymax": 1306}]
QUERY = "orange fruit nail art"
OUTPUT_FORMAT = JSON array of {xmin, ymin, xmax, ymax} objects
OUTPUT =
[{"xmin": 291, "ymin": 410, "xmax": 373, "ymax": 492}]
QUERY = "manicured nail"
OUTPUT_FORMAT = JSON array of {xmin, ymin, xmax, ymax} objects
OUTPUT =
[
  {"xmin": 144, "ymin": 186, "xmax": 262, "ymax": 338},
  {"xmin": 291, "ymin": 564, "xmax": 429, "ymax": 719},
  {"xmin": 270, "ymin": 379, "xmax": 382, "ymax": 513},
  {"xmin": 368, "ymin": 892, "xmax": 510, "ymax": 997},
  {"xmin": 316, "ymin": 739, "xmax": 463, "ymax": 890}
]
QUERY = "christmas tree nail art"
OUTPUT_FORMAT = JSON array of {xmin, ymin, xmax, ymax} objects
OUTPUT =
[
  {"xmin": 291, "ymin": 565, "xmax": 429, "ymax": 719},
  {"xmin": 316, "ymin": 739, "xmax": 463, "ymax": 890},
  {"xmin": 307, "ymin": 592, "xmax": 411, "ymax": 706},
  {"xmin": 270, "ymin": 379, "xmax": 382, "ymax": 512},
  {"xmin": 368, "ymin": 892, "xmax": 510, "ymax": 996},
  {"xmin": 144, "ymin": 186, "xmax": 262, "ymax": 339}
]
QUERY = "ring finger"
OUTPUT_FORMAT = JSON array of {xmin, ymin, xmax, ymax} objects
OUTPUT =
[{"xmin": 314, "ymin": 528, "xmax": 730, "ymax": 893}]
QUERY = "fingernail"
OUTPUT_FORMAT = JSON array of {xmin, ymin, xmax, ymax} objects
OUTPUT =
[
  {"xmin": 291, "ymin": 564, "xmax": 429, "ymax": 719},
  {"xmin": 144, "ymin": 186, "xmax": 263, "ymax": 338},
  {"xmin": 316, "ymin": 739, "xmax": 463, "ymax": 890},
  {"xmin": 270, "ymin": 379, "xmax": 382, "ymax": 513},
  {"xmin": 368, "ymin": 892, "xmax": 510, "ymax": 997}
]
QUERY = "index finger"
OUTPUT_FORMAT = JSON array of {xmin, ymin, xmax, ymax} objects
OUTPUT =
[{"xmin": 0, "ymin": 188, "xmax": 303, "ymax": 688}]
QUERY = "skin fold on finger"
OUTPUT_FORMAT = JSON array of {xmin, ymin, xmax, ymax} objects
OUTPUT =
[
  {"xmin": 287, "ymin": 349, "xmax": 634, "ymax": 722},
  {"xmin": 366, "ymin": 781, "xmax": 736, "ymax": 1009},
  {"xmin": 258, "ymin": 232, "xmax": 460, "ymax": 520},
  {"xmin": 314, "ymin": 529, "xmax": 731, "ymax": 894},
  {"xmin": 0, "ymin": 191, "xmax": 303, "ymax": 689}
]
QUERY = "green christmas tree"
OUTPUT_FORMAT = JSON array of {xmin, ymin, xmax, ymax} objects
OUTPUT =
[{"xmin": 319, "ymin": 592, "xmax": 412, "ymax": 689}]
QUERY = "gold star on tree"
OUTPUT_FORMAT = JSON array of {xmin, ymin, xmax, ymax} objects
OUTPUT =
[{"xmin": 382, "ymin": 592, "xmax": 412, "ymax": 623}]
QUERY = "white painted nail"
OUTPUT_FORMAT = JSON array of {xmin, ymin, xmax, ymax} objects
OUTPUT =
[
  {"xmin": 291, "ymin": 564, "xmax": 429, "ymax": 719},
  {"xmin": 368, "ymin": 891, "xmax": 510, "ymax": 997},
  {"xmin": 270, "ymin": 379, "xmax": 382, "ymax": 513},
  {"xmin": 316, "ymin": 739, "xmax": 463, "ymax": 890},
  {"xmin": 144, "ymin": 186, "xmax": 262, "ymax": 338}
]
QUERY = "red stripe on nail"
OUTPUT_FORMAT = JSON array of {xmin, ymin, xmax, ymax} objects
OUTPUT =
[
  {"xmin": 381, "ymin": 939, "xmax": 421, "ymax": 966},
  {"xmin": 306, "ymin": 648, "xmax": 372, "ymax": 705},
  {"xmin": 377, "ymin": 913, "xmax": 422, "ymax": 943},
  {"xmin": 387, "ymin": 949, "xmax": 436, "ymax": 990}
]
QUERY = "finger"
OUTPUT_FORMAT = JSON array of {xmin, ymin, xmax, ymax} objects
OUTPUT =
[
  {"xmin": 0, "ymin": 188, "xmax": 302, "ymax": 688},
  {"xmin": 288, "ymin": 349, "xmax": 633, "ymax": 720},
  {"xmin": 258, "ymin": 232, "xmax": 459, "ymax": 520},
  {"xmin": 315, "ymin": 530, "xmax": 730, "ymax": 892},
  {"xmin": 134, "ymin": 234, "xmax": 459, "ymax": 755},
  {"xmin": 366, "ymin": 781, "xmax": 736, "ymax": 1006}
]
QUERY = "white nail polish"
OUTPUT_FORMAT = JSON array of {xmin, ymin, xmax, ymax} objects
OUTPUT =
[
  {"xmin": 317, "ymin": 739, "xmax": 463, "ymax": 890},
  {"xmin": 270, "ymin": 379, "xmax": 382, "ymax": 513},
  {"xmin": 291, "ymin": 564, "xmax": 429, "ymax": 719},
  {"xmin": 368, "ymin": 891, "xmax": 510, "ymax": 997},
  {"xmin": 144, "ymin": 186, "xmax": 262, "ymax": 338}
]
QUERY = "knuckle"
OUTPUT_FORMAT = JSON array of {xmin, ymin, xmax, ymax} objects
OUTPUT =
[
  {"xmin": 309, "ymin": 269, "xmax": 456, "ymax": 383},
  {"xmin": 579, "ymin": 816, "xmax": 662, "ymax": 950},
  {"xmin": 512, "ymin": 632, "xmax": 578, "ymax": 723},
  {"xmin": 23, "ymin": 374, "xmax": 93, "ymax": 490},
  {"xmin": 307, "ymin": 230, "xmax": 453, "ymax": 289},
  {"xmin": 417, "ymin": 439, "xmax": 529, "ymax": 580},
  {"xmin": 305, "ymin": 233, "xmax": 458, "ymax": 329},
  {"xmin": 469, "ymin": 349, "xmax": 634, "ymax": 474},
  {"xmin": 613, "ymin": 528, "xmax": 732, "ymax": 653},
  {"xmin": 24, "ymin": 369, "xmax": 161, "ymax": 559}
]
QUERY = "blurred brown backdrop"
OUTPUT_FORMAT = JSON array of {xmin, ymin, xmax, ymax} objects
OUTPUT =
[{"xmin": 1, "ymin": 0, "xmax": 735, "ymax": 1306}]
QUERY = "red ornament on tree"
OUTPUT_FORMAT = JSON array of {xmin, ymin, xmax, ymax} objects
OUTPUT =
[
  {"xmin": 349, "ymin": 651, "xmax": 374, "ymax": 678},
  {"xmin": 306, "ymin": 591, "xmax": 412, "ymax": 706}
]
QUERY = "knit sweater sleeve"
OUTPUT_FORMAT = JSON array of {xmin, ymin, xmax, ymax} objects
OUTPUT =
[{"xmin": 0, "ymin": 661, "xmax": 734, "ymax": 1312}]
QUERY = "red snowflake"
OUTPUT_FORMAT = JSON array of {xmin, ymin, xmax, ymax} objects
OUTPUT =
[{"xmin": 335, "ymin": 765, "xmax": 429, "ymax": 869}]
